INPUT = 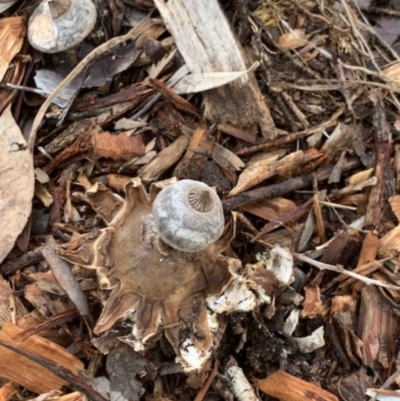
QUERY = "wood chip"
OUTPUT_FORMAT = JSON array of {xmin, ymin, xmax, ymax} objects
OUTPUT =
[
  {"xmin": 301, "ymin": 285, "xmax": 325, "ymax": 319},
  {"xmin": 379, "ymin": 225, "xmax": 400, "ymax": 258},
  {"xmin": 382, "ymin": 61, "xmax": 400, "ymax": 89},
  {"xmin": 139, "ymin": 135, "xmax": 190, "ymax": 181},
  {"xmin": 255, "ymin": 369, "xmax": 338, "ymax": 401},
  {"xmin": 217, "ymin": 122, "xmax": 257, "ymax": 144},
  {"xmin": 174, "ymin": 126, "xmax": 215, "ymax": 180},
  {"xmin": 357, "ymin": 286, "xmax": 397, "ymax": 369},
  {"xmin": 389, "ymin": 195, "xmax": 400, "ymax": 222},
  {"xmin": 153, "ymin": 0, "xmax": 276, "ymax": 137},
  {"xmin": 243, "ymin": 198, "xmax": 297, "ymax": 221},
  {"xmin": 0, "ymin": 323, "xmax": 84, "ymax": 393},
  {"xmin": 230, "ymin": 149, "xmax": 321, "ymax": 196},
  {"xmin": 92, "ymin": 131, "xmax": 145, "ymax": 160}
]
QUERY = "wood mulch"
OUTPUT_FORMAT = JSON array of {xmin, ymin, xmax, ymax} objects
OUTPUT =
[{"xmin": 1, "ymin": 0, "xmax": 400, "ymax": 400}]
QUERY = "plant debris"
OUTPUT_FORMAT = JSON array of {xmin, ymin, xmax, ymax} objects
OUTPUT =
[{"xmin": 2, "ymin": 0, "xmax": 400, "ymax": 400}]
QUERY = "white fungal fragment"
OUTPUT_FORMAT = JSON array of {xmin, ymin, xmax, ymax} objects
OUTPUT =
[
  {"xmin": 225, "ymin": 358, "xmax": 261, "ymax": 401},
  {"xmin": 265, "ymin": 245, "xmax": 294, "ymax": 285},
  {"xmin": 177, "ymin": 338, "xmax": 213, "ymax": 372},
  {"xmin": 294, "ymin": 326, "xmax": 325, "ymax": 353},
  {"xmin": 282, "ymin": 308, "xmax": 300, "ymax": 337},
  {"xmin": 207, "ymin": 274, "xmax": 259, "ymax": 314},
  {"xmin": 365, "ymin": 389, "xmax": 400, "ymax": 401}
]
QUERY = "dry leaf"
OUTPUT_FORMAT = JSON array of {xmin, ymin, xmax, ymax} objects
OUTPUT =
[
  {"xmin": 42, "ymin": 237, "xmax": 90, "ymax": 319},
  {"xmin": 0, "ymin": 105, "xmax": 34, "ymax": 263},
  {"xmin": 243, "ymin": 198, "xmax": 296, "ymax": 220},
  {"xmin": 0, "ymin": 17, "xmax": 25, "ymax": 81},
  {"xmin": 34, "ymin": 43, "xmax": 140, "ymax": 108},
  {"xmin": 390, "ymin": 195, "xmax": 400, "ymax": 222},
  {"xmin": 278, "ymin": 29, "xmax": 307, "ymax": 49},
  {"xmin": 173, "ymin": 62, "xmax": 259, "ymax": 94},
  {"xmin": 229, "ymin": 150, "xmax": 319, "ymax": 196},
  {"xmin": 212, "ymin": 142, "xmax": 245, "ymax": 172},
  {"xmin": 382, "ymin": 62, "xmax": 400, "ymax": 90},
  {"xmin": 379, "ymin": 225, "xmax": 400, "ymax": 258},
  {"xmin": 0, "ymin": 2, "xmax": 17, "ymax": 13},
  {"xmin": 373, "ymin": 18, "xmax": 400, "ymax": 46}
]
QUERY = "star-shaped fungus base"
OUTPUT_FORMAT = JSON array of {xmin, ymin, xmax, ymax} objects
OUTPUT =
[{"xmin": 58, "ymin": 178, "xmax": 236, "ymax": 369}]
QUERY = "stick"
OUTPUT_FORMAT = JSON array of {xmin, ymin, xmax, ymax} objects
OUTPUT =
[{"xmin": 28, "ymin": 27, "xmax": 139, "ymax": 153}]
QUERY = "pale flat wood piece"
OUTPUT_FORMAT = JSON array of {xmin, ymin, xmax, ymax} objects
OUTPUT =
[{"xmin": 154, "ymin": 0, "xmax": 276, "ymax": 138}]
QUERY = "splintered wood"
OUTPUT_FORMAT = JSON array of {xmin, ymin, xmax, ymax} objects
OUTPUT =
[
  {"xmin": 139, "ymin": 135, "xmax": 190, "ymax": 181},
  {"xmin": 92, "ymin": 131, "xmax": 146, "ymax": 160},
  {"xmin": 0, "ymin": 323, "xmax": 83, "ymax": 393},
  {"xmin": 229, "ymin": 149, "xmax": 322, "ymax": 196},
  {"xmin": 365, "ymin": 91, "xmax": 393, "ymax": 229},
  {"xmin": 153, "ymin": 0, "xmax": 276, "ymax": 137},
  {"xmin": 255, "ymin": 370, "xmax": 338, "ymax": 401},
  {"xmin": 0, "ymin": 277, "xmax": 26, "ymax": 328},
  {"xmin": 357, "ymin": 286, "xmax": 398, "ymax": 369},
  {"xmin": 174, "ymin": 126, "xmax": 215, "ymax": 180}
]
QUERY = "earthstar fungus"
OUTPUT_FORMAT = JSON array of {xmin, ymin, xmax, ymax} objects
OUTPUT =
[
  {"xmin": 28, "ymin": 0, "xmax": 97, "ymax": 53},
  {"xmin": 57, "ymin": 178, "xmax": 292, "ymax": 371},
  {"xmin": 58, "ymin": 179, "xmax": 234, "ymax": 368},
  {"xmin": 152, "ymin": 179, "xmax": 225, "ymax": 252}
]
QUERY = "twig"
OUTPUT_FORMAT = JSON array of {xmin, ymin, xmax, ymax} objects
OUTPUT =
[
  {"xmin": 235, "ymin": 106, "xmax": 344, "ymax": 156},
  {"xmin": 253, "ymin": 176, "xmax": 376, "ymax": 239},
  {"xmin": 365, "ymin": 90, "xmax": 393, "ymax": 228},
  {"xmin": 1, "ymin": 247, "xmax": 44, "ymax": 276},
  {"xmin": 222, "ymin": 156, "xmax": 360, "ymax": 211},
  {"xmin": 28, "ymin": 26, "xmax": 139, "ymax": 153},
  {"xmin": 194, "ymin": 361, "xmax": 219, "ymax": 401},
  {"xmin": 13, "ymin": 308, "xmax": 80, "ymax": 342},
  {"xmin": 294, "ymin": 253, "xmax": 400, "ymax": 291},
  {"xmin": 0, "ymin": 82, "xmax": 48, "ymax": 95},
  {"xmin": 225, "ymin": 357, "xmax": 261, "ymax": 401}
]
